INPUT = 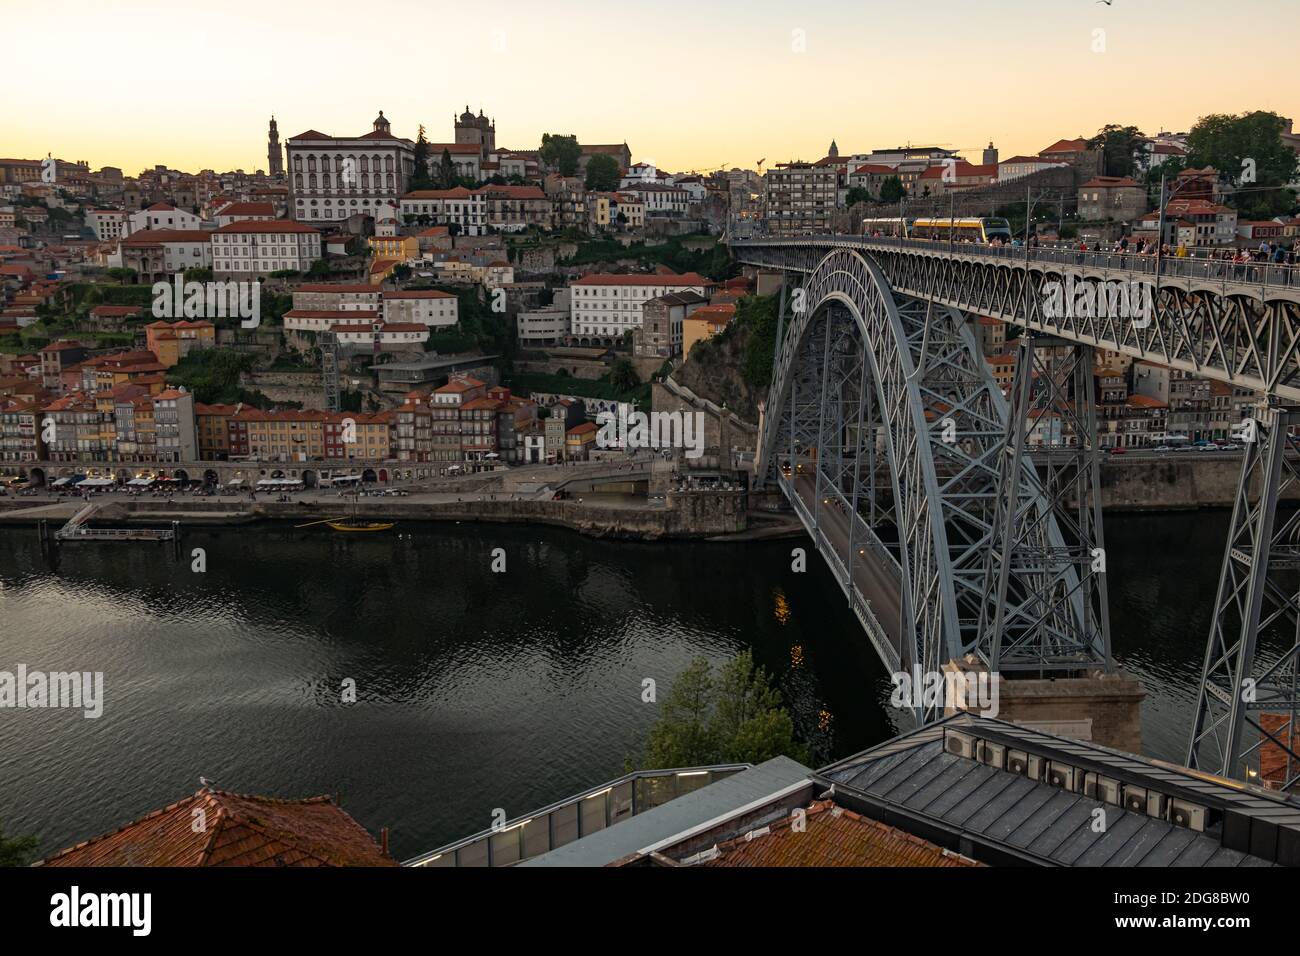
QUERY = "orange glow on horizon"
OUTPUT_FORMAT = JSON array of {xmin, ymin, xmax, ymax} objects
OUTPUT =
[{"xmin": 6, "ymin": 0, "xmax": 1298, "ymax": 177}]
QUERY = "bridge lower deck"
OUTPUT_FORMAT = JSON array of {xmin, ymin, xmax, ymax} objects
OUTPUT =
[{"xmin": 787, "ymin": 473, "xmax": 907, "ymax": 670}]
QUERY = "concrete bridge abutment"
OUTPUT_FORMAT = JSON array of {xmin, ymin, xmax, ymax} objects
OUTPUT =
[{"xmin": 942, "ymin": 658, "xmax": 1146, "ymax": 755}]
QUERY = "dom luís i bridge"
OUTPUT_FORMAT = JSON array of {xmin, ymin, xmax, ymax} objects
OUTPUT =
[{"xmin": 730, "ymin": 231, "xmax": 1300, "ymax": 790}]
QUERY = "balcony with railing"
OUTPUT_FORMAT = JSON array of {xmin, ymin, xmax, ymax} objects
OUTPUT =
[{"xmin": 403, "ymin": 764, "xmax": 749, "ymax": 867}]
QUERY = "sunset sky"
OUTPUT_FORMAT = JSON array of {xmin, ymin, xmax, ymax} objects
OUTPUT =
[{"xmin": 8, "ymin": 0, "xmax": 1298, "ymax": 176}]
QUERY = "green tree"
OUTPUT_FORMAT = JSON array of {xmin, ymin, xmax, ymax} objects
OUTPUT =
[
  {"xmin": 409, "ymin": 125, "xmax": 436, "ymax": 192},
  {"xmin": 585, "ymin": 153, "xmax": 620, "ymax": 191},
  {"xmin": 1088, "ymin": 124, "xmax": 1145, "ymax": 178},
  {"xmin": 540, "ymin": 133, "xmax": 582, "ymax": 177},
  {"xmin": 0, "ymin": 820, "xmax": 39, "ymax": 867},
  {"xmin": 878, "ymin": 176, "xmax": 906, "ymax": 203},
  {"xmin": 641, "ymin": 651, "xmax": 809, "ymax": 769},
  {"xmin": 1187, "ymin": 110, "xmax": 1299, "ymax": 218},
  {"xmin": 105, "ymin": 267, "xmax": 137, "ymax": 285},
  {"xmin": 1143, "ymin": 155, "xmax": 1186, "ymax": 189},
  {"xmin": 737, "ymin": 293, "xmax": 778, "ymax": 390},
  {"xmin": 306, "ymin": 259, "xmax": 332, "ymax": 279},
  {"xmin": 438, "ymin": 148, "xmax": 457, "ymax": 190},
  {"xmin": 183, "ymin": 267, "xmax": 213, "ymax": 282},
  {"xmin": 166, "ymin": 349, "xmax": 257, "ymax": 404},
  {"xmin": 644, "ymin": 658, "xmax": 717, "ymax": 767},
  {"xmin": 845, "ymin": 185, "xmax": 874, "ymax": 207}
]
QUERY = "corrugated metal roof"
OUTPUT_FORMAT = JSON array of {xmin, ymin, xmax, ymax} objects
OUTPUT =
[{"xmin": 820, "ymin": 716, "xmax": 1294, "ymax": 867}]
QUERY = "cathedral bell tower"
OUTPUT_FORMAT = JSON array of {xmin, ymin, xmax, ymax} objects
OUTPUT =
[{"xmin": 267, "ymin": 116, "xmax": 283, "ymax": 176}]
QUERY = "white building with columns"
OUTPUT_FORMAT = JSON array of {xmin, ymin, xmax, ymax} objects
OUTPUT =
[{"xmin": 287, "ymin": 111, "xmax": 416, "ymax": 226}]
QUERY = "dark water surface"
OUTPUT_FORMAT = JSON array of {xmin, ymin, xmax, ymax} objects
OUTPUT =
[{"xmin": 0, "ymin": 511, "xmax": 1250, "ymax": 859}]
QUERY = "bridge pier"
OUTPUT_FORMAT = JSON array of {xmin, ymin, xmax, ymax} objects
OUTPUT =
[
  {"xmin": 942, "ymin": 659, "xmax": 1146, "ymax": 754},
  {"xmin": 1189, "ymin": 404, "xmax": 1300, "ymax": 790}
]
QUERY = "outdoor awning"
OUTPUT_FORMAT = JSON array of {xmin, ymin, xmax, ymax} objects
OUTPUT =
[
  {"xmin": 76, "ymin": 478, "xmax": 114, "ymax": 489},
  {"xmin": 51, "ymin": 477, "xmax": 71, "ymax": 487},
  {"xmin": 226, "ymin": 478, "xmax": 245, "ymax": 487},
  {"xmin": 127, "ymin": 477, "xmax": 154, "ymax": 486}
]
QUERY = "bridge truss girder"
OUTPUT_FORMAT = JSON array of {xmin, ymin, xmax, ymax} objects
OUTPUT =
[{"xmin": 735, "ymin": 240, "xmax": 1300, "ymax": 403}]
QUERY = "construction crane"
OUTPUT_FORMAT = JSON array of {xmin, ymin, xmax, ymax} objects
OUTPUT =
[{"xmin": 686, "ymin": 161, "xmax": 730, "ymax": 177}]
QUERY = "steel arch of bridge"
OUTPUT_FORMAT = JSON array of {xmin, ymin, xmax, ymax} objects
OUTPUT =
[
  {"xmin": 761, "ymin": 249, "xmax": 1100, "ymax": 707},
  {"xmin": 741, "ymin": 237, "xmax": 1300, "ymax": 790}
]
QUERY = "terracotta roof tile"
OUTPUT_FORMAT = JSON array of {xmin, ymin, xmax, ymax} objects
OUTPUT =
[
  {"xmin": 38, "ymin": 787, "xmax": 396, "ymax": 867},
  {"xmin": 700, "ymin": 800, "xmax": 983, "ymax": 868}
]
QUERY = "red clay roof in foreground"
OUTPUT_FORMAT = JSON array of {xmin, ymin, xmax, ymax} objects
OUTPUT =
[
  {"xmin": 38, "ymin": 786, "xmax": 396, "ymax": 867},
  {"xmin": 701, "ymin": 800, "xmax": 983, "ymax": 868}
]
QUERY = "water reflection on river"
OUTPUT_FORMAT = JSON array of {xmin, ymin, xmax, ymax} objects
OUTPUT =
[{"xmin": 0, "ymin": 510, "xmax": 1245, "ymax": 859}]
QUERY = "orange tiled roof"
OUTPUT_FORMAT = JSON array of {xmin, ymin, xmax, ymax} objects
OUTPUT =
[
  {"xmin": 293, "ymin": 283, "xmax": 377, "ymax": 294},
  {"xmin": 700, "ymin": 800, "xmax": 983, "ymax": 868},
  {"xmin": 1040, "ymin": 137, "xmax": 1091, "ymax": 155},
  {"xmin": 38, "ymin": 786, "xmax": 396, "ymax": 867},
  {"xmin": 213, "ymin": 220, "xmax": 319, "ymax": 235},
  {"xmin": 284, "ymin": 309, "xmax": 380, "ymax": 319},
  {"xmin": 384, "ymin": 289, "xmax": 454, "ymax": 299},
  {"xmin": 1081, "ymin": 176, "xmax": 1142, "ymax": 189},
  {"xmin": 573, "ymin": 272, "xmax": 709, "ymax": 287},
  {"xmin": 217, "ymin": 201, "xmax": 276, "ymax": 217},
  {"xmin": 918, "ymin": 161, "xmax": 996, "ymax": 180},
  {"xmin": 435, "ymin": 376, "xmax": 485, "ymax": 393}
]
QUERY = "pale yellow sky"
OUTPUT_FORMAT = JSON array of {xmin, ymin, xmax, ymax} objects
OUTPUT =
[{"xmin": 7, "ymin": 0, "xmax": 1298, "ymax": 176}]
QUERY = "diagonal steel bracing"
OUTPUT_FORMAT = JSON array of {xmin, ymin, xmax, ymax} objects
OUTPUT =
[
  {"xmin": 980, "ymin": 336, "xmax": 1111, "ymax": 672},
  {"xmin": 1188, "ymin": 405, "xmax": 1300, "ymax": 790},
  {"xmin": 741, "ymin": 236, "xmax": 1300, "ymax": 786},
  {"xmin": 760, "ymin": 249, "xmax": 1104, "ymax": 721}
]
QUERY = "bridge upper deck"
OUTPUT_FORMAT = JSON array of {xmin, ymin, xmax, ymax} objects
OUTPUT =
[
  {"xmin": 733, "ymin": 234, "xmax": 1300, "ymax": 401},
  {"xmin": 735, "ymin": 235, "xmax": 1300, "ymax": 300}
]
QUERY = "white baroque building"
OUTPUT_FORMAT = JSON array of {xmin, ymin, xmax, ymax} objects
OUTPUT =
[{"xmin": 287, "ymin": 111, "xmax": 416, "ymax": 225}]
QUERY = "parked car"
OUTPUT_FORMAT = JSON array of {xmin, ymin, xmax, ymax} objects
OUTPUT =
[
  {"xmin": 1109, "ymin": 447, "xmax": 1127, "ymax": 456},
  {"xmin": 1152, "ymin": 445, "xmax": 1172, "ymax": 452}
]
